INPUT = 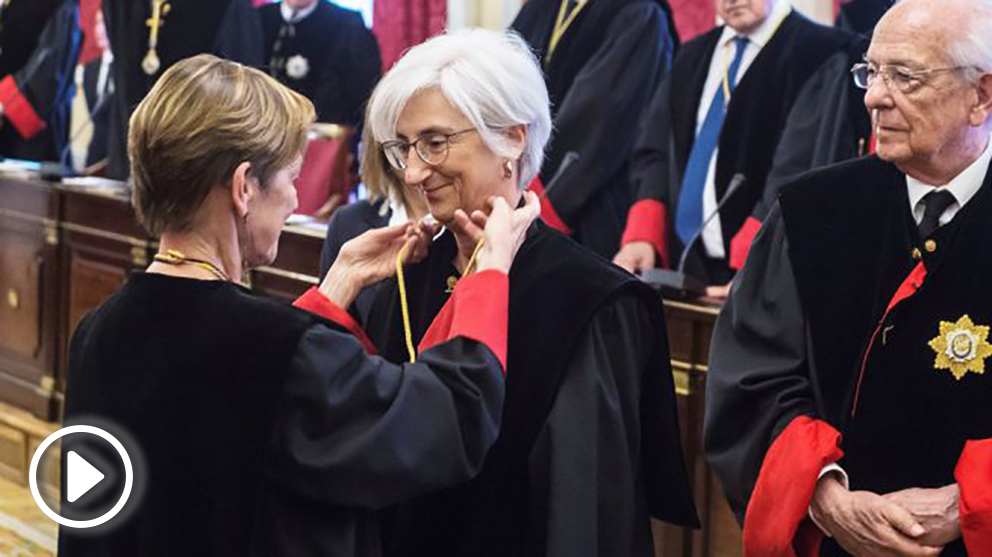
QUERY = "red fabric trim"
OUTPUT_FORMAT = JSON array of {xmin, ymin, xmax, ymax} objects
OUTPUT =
[
  {"xmin": 743, "ymin": 416, "xmax": 844, "ymax": 557},
  {"xmin": 293, "ymin": 287, "xmax": 378, "ymax": 355},
  {"xmin": 529, "ymin": 177, "xmax": 573, "ymax": 235},
  {"xmin": 730, "ymin": 216, "xmax": 762, "ymax": 270},
  {"xmin": 621, "ymin": 199, "xmax": 670, "ymax": 268},
  {"xmin": 851, "ymin": 261, "xmax": 927, "ymax": 416},
  {"xmin": 868, "ymin": 132, "xmax": 877, "ymax": 155},
  {"xmin": 956, "ymin": 438, "xmax": 992, "ymax": 554},
  {"xmin": 0, "ymin": 75, "xmax": 45, "ymax": 140},
  {"xmin": 419, "ymin": 270, "xmax": 508, "ymax": 371}
]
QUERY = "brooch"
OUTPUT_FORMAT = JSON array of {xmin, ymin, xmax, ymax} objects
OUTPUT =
[
  {"xmin": 286, "ymin": 55, "xmax": 310, "ymax": 80},
  {"xmin": 928, "ymin": 315, "xmax": 992, "ymax": 380}
]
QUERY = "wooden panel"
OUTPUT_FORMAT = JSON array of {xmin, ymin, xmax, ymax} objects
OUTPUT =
[
  {"xmin": 67, "ymin": 255, "xmax": 127, "ymax": 337},
  {"xmin": 0, "ymin": 239, "xmax": 42, "ymax": 359}
]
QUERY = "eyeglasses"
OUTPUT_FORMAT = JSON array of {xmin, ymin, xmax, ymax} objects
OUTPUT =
[
  {"xmin": 381, "ymin": 128, "xmax": 477, "ymax": 171},
  {"xmin": 851, "ymin": 61, "xmax": 972, "ymax": 94}
]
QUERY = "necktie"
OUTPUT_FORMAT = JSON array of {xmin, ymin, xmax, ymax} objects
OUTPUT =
[
  {"xmin": 918, "ymin": 189, "xmax": 956, "ymax": 239},
  {"xmin": 675, "ymin": 36, "xmax": 749, "ymax": 245}
]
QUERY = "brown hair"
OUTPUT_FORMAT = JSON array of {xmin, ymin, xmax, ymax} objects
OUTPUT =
[{"xmin": 129, "ymin": 54, "xmax": 315, "ymax": 235}]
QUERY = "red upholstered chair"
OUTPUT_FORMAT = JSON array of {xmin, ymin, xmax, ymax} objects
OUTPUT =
[{"xmin": 294, "ymin": 124, "xmax": 356, "ymax": 218}]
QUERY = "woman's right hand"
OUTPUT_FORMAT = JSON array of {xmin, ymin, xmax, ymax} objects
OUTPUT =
[
  {"xmin": 320, "ymin": 220, "xmax": 437, "ymax": 307},
  {"xmin": 467, "ymin": 190, "xmax": 540, "ymax": 274}
]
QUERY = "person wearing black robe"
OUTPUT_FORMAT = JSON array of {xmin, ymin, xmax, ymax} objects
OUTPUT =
[
  {"xmin": 260, "ymin": 0, "xmax": 381, "ymax": 128},
  {"xmin": 356, "ymin": 29, "xmax": 697, "ymax": 557},
  {"xmin": 102, "ymin": 0, "xmax": 264, "ymax": 179},
  {"xmin": 0, "ymin": 0, "xmax": 79, "ymax": 162},
  {"xmin": 0, "ymin": 0, "xmax": 63, "ymax": 77},
  {"xmin": 612, "ymin": 0, "xmax": 851, "ymax": 288},
  {"xmin": 510, "ymin": 0, "xmax": 677, "ymax": 258},
  {"xmin": 704, "ymin": 1, "xmax": 992, "ymax": 553},
  {"xmin": 58, "ymin": 54, "xmax": 536, "ymax": 557}
]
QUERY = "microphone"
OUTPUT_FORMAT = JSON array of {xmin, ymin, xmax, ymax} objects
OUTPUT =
[
  {"xmin": 540, "ymin": 151, "xmax": 581, "ymax": 198},
  {"xmin": 640, "ymin": 173, "xmax": 747, "ymax": 297}
]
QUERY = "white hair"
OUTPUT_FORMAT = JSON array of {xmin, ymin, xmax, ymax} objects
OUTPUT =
[
  {"xmin": 366, "ymin": 28, "xmax": 552, "ymax": 190},
  {"xmin": 945, "ymin": 0, "xmax": 992, "ymax": 80}
]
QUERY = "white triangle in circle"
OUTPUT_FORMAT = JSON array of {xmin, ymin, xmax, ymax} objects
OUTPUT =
[{"xmin": 67, "ymin": 450, "xmax": 105, "ymax": 503}]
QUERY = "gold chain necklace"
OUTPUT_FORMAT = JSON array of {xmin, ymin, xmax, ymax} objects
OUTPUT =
[{"xmin": 152, "ymin": 249, "xmax": 231, "ymax": 282}]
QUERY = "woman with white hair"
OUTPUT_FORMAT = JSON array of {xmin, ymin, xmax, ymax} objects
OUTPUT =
[{"xmin": 357, "ymin": 29, "xmax": 698, "ymax": 557}]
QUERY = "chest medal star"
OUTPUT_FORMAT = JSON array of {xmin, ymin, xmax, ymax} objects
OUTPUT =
[{"xmin": 928, "ymin": 315, "xmax": 992, "ymax": 380}]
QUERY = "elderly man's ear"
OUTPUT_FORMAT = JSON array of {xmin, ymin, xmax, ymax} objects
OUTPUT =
[{"xmin": 969, "ymin": 73, "xmax": 992, "ymax": 128}]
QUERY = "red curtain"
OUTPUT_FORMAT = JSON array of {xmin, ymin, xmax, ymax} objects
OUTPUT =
[
  {"xmin": 668, "ymin": 0, "xmax": 715, "ymax": 42},
  {"xmin": 373, "ymin": 0, "xmax": 446, "ymax": 72}
]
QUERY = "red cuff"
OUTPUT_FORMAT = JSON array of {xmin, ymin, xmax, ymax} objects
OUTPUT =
[
  {"xmin": 419, "ymin": 270, "xmax": 508, "ymax": 371},
  {"xmin": 529, "ymin": 176, "xmax": 572, "ymax": 235},
  {"xmin": 0, "ymin": 75, "xmax": 45, "ymax": 139},
  {"xmin": 743, "ymin": 416, "xmax": 844, "ymax": 557},
  {"xmin": 621, "ymin": 199, "xmax": 670, "ymax": 268},
  {"xmin": 293, "ymin": 287, "xmax": 377, "ymax": 355},
  {"xmin": 956, "ymin": 438, "xmax": 992, "ymax": 553},
  {"xmin": 730, "ymin": 216, "xmax": 762, "ymax": 270}
]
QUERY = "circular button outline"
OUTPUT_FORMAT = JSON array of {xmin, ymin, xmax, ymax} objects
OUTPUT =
[{"xmin": 29, "ymin": 425, "xmax": 134, "ymax": 528}]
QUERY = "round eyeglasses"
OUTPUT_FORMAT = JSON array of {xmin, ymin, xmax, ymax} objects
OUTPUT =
[
  {"xmin": 381, "ymin": 128, "xmax": 477, "ymax": 171},
  {"xmin": 851, "ymin": 62, "xmax": 971, "ymax": 94}
]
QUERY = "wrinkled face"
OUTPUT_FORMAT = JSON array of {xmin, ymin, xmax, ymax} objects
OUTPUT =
[
  {"xmin": 394, "ymin": 89, "xmax": 510, "ymax": 224},
  {"xmin": 864, "ymin": 8, "xmax": 979, "ymax": 173},
  {"xmin": 716, "ymin": 0, "xmax": 773, "ymax": 34},
  {"xmin": 243, "ymin": 156, "xmax": 301, "ymax": 268}
]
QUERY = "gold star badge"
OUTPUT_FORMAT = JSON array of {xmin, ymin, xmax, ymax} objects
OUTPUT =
[{"xmin": 928, "ymin": 315, "xmax": 992, "ymax": 380}]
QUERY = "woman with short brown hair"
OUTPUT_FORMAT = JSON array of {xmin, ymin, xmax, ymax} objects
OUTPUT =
[{"xmin": 59, "ymin": 54, "xmax": 539, "ymax": 557}]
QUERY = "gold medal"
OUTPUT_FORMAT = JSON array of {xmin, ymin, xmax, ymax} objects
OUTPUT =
[
  {"xmin": 928, "ymin": 315, "xmax": 992, "ymax": 380},
  {"xmin": 143, "ymin": 0, "xmax": 171, "ymax": 76}
]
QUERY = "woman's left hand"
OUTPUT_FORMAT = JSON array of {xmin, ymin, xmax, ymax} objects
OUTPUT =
[{"xmin": 320, "ymin": 220, "xmax": 438, "ymax": 307}]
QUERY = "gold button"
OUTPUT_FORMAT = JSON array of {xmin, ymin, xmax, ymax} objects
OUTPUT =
[
  {"xmin": 446, "ymin": 276, "xmax": 459, "ymax": 291},
  {"xmin": 911, "ymin": 248, "xmax": 922, "ymax": 260},
  {"xmin": 925, "ymin": 240, "xmax": 937, "ymax": 253}
]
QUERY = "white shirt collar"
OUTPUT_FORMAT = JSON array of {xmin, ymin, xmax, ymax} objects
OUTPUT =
[
  {"xmin": 717, "ymin": 0, "xmax": 792, "ymax": 49},
  {"xmin": 906, "ymin": 135, "xmax": 992, "ymax": 224},
  {"xmin": 281, "ymin": 1, "xmax": 319, "ymax": 24}
]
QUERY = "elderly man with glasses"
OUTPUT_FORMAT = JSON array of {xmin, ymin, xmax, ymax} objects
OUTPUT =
[{"xmin": 704, "ymin": 0, "xmax": 992, "ymax": 555}]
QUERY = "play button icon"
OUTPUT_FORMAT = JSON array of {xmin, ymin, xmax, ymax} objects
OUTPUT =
[
  {"xmin": 66, "ymin": 450, "xmax": 106, "ymax": 503},
  {"xmin": 29, "ymin": 424, "xmax": 134, "ymax": 528}
]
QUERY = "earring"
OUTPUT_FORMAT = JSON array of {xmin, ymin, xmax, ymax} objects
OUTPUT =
[{"xmin": 502, "ymin": 159, "xmax": 513, "ymax": 179}]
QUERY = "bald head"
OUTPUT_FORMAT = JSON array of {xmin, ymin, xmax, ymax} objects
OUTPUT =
[{"xmin": 864, "ymin": 0, "xmax": 992, "ymax": 184}]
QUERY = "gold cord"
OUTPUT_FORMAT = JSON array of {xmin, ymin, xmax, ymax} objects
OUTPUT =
[
  {"xmin": 396, "ymin": 242, "xmax": 417, "ymax": 363},
  {"xmin": 152, "ymin": 249, "xmax": 231, "ymax": 282},
  {"xmin": 395, "ymin": 237, "xmax": 486, "ymax": 364},
  {"xmin": 545, "ymin": 0, "xmax": 586, "ymax": 64}
]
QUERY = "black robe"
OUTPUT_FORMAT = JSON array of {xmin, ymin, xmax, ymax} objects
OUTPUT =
[
  {"xmin": 760, "ymin": 36, "xmax": 872, "ymax": 220},
  {"xmin": 511, "ymin": 0, "xmax": 677, "ymax": 258},
  {"xmin": 59, "ymin": 272, "xmax": 506, "ymax": 556},
  {"xmin": 625, "ymin": 12, "xmax": 851, "ymax": 283},
  {"xmin": 102, "ymin": 0, "xmax": 264, "ymax": 179},
  {"xmin": 259, "ymin": 1, "xmax": 380, "ymax": 127},
  {"xmin": 364, "ymin": 222, "xmax": 697, "ymax": 557},
  {"xmin": 0, "ymin": 0, "xmax": 79, "ymax": 163},
  {"xmin": 0, "ymin": 0, "xmax": 64, "ymax": 78},
  {"xmin": 705, "ymin": 157, "xmax": 992, "ymax": 555}
]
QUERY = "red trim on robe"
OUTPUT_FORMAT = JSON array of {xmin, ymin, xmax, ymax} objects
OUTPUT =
[
  {"xmin": 851, "ymin": 261, "xmax": 927, "ymax": 416},
  {"xmin": 743, "ymin": 416, "xmax": 844, "ymax": 557},
  {"xmin": 956, "ymin": 438, "xmax": 992, "ymax": 554},
  {"xmin": 418, "ymin": 270, "xmax": 509, "ymax": 371},
  {"xmin": 293, "ymin": 287, "xmax": 378, "ymax": 355},
  {"xmin": 0, "ymin": 76, "xmax": 45, "ymax": 140},
  {"xmin": 868, "ymin": 132, "xmax": 877, "ymax": 156},
  {"xmin": 620, "ymin": 199, "xmax": 670, "ymax": 268},
  {"xmin": 529, "ymin": 177, "xmax": 573, "ymax": 236},
  {"xmin": 730, "ymin": 216, "xmax": 762, "ymax": 270}
]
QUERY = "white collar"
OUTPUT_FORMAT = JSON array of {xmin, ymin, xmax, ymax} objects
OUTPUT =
[
  {"xmin": 906, "ymin": 136, "xmax": 992, "ymax": 216},
  {"xmin": 281, "ymin": 1, "xmax": 319, "ymax": 24},
  {"xmin": 718, "ymin": 0, "xmax": 791, "ymax": 49}
]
